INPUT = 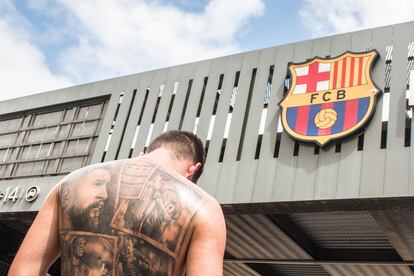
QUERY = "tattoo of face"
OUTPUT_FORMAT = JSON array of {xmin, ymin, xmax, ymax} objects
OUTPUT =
[
  {"xmin": 61, "ymin": 233, "xmax": 116, "ymax": 276},
  {"xmin": 61, "ymin": 167, "xmax": 111, "ymax": 231},
  {"xmin": 119, "ymin": 235, "xmax": 171, "ymax": 275}
]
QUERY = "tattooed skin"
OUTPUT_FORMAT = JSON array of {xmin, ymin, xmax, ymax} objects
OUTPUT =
[{"xmin": 58, "ymin": 157, "xmax": 205, "ymax": 276}]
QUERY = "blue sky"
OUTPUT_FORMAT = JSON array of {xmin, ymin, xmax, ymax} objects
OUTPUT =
[
  {"xmin": 1, "ymin": 0, "xmax": 414, "ymax": 101},
  {"xmin": 238, "ymin": 1, "xmax": 307, "ymax": 50}
]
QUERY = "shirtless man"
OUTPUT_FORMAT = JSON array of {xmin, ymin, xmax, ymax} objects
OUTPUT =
[{"xmin": 9, "ymin": 130, "xmax": 226, "ymax": 275}]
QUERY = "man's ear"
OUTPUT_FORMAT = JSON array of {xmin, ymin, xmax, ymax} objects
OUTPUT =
[{"xmin": 185, "ymin": 162, "xmax": 201, "ymax": 181}]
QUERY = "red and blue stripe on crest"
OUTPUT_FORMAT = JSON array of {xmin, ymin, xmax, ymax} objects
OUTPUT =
[{"xmin": 286, "ymin": 97, "xmax": 370, "ymax": 136}]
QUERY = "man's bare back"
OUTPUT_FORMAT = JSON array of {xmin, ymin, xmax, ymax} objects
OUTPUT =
[
  {"xmin": 59, "ymin": 157, "xmax": 213, "ymax": 275},
  {"xmin": 9, "ymin": 131, "xmax": 226, "ymax": 276}
]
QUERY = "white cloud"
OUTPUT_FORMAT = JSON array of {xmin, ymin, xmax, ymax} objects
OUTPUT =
[
  {"xmin": 299, "ymin": 0, "xmax": 414, "ymax": 36},
  {"xmin": 0, "ymin": 1, "xmax": 72, "ymax": 101},
  {"xmin": 0, "ymin": 0, "xmax": 264, "ymax": 101},
  {"xmin": 57, "ymin": 0, "xmax": 265, "ymax": 83}
]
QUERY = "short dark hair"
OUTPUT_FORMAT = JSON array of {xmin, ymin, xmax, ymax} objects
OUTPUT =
[{"xmin": 147, "ymin": 130, "xmax": 206, "ymax": 182}]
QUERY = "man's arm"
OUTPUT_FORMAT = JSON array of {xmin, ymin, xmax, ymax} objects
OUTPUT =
[
  {"xmin": 186, "ymin": 199, "xmax": 226, "ymax": 276},
  {"xmin": 8, "ymin": 185, "xmax": 60, "ymax": 276}
]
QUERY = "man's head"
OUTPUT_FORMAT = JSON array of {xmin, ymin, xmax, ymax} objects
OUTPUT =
[{"xmin": 146, "ymin": 130, "xmax": 205, "ymax": 182}]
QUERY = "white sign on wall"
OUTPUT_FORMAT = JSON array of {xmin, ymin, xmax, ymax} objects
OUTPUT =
[{"xmin": 0, "ymin": 185, "xmax": 40, "ymax": 203}]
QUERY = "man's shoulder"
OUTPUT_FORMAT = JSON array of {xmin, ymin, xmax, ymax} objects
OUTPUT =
[
  {"xmin": 189, "ymin": 187, "xmax": 223, "ymax": 227},
  {"xmin": 78, "ymin": 159, "xmax": 125, "ymax": 173},
  {"xmin": 198, "ymin": 192, "xmax": 222, "ymax": 214},
  {"xmin": 62, "ymin": 159, "xmax": 125, "ymax": 181}
]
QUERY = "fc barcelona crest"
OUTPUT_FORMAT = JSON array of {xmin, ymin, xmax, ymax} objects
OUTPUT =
[{"xmin": 279, "ymin": 50, "xmax": 381, "ymax": 146}]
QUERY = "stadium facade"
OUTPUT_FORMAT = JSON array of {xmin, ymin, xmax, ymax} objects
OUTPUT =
[{"xmin": 1, "ymin": 21, "xmax": 414, "ymax": 275}]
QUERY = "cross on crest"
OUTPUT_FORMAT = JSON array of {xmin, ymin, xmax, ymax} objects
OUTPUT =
[{"xmin": 294, "ymin": 62, "xmax": 331, "ymax": 94}]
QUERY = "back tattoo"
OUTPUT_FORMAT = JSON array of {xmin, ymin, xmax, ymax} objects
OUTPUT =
[{"xmin": 58, "ymin": 157, "xmax": 204, "ymax": 275}]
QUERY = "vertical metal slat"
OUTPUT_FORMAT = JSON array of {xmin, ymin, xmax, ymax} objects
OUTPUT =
[
  {"xmin": 383, "ymin": 23, "xmax": 413, "ymax": 196},
  {"xmin": 104, "ymin": 75, "xmax": 140, "ymax": 161},
  {"xmin": 132, "ymin": 68, "xmax": 168, "ymax": 154},
  {"xmin": 216, "ymin": 51, "xmax": 259, "ymax": 203},
  {"xmin": 234, "ymin": 47, "xmax": 277, "ymax": 202},
  {"xmin": 360, "ymin": 25, "xmax": 392, "ymax": 197},
  {"xmin": 336, "ymin": 29, "xmax": 372, "ymax": 198},
  {"xmin": 252, "ymin": 44, "xmax": 293, "ymax": 202},
  {"xmin": 117, "ymin": 71, "xmax": 154, "ymax": 159},
  {"xmin": 198, "ymin": 54, "xmax": 243, "ymax": 195}
]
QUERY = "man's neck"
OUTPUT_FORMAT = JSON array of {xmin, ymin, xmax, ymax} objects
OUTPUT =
[{"xmin": 142, "ymin": 148, "xmax": 191, "ymax": 178}]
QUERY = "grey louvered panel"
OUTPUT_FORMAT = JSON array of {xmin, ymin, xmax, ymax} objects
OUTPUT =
[
  {"xmin": 289, "ymin": 211, "xmax": 393, "ymax": 249},
  {"xmin": 166, "ymin": 62, "xmax": 197, "ymax": 131},
  {"xmin": 221, "ymin": 51, "xmax": 260, "ymax": 162},
  {"xmin": 195, "ymin": 57, "xmax": 226, "ymax": 143},
  {"xmin": 360, "ymin": 25, "xmax": 392, "ymax": 197},
  {"xmin": 341, "ymin": 264, "xmax": 381, "ymax": 276},
  {"xmin": 104, "ymin": 75, "xmax": 140, "ymax": 161},
  {"xmin": 350, "ymin": 266, "xmax": 377, "ymax": 276},
  {"xmin": 234, "ymin": 47, "xmax": 277, "ymax": 202},
  {"xmin": 314, "ymin": 33, "xmax": 351, "ymax": 199},
  {"xmin": 411, "ymin": 99, "xmax": 414, "ymax": 195},
  {"xmin": 199, "ymin": 54, "xmax": 243, "ymax": 195},
  {"xmin": 383, "ymin": 23, "xmax": 412, "ymax": 196},
  {"xmin": 410, "ymin": 41, "xmax": 414, "ymax": 196},
  {"xmin": 180, "ymin": 60, "xmax": 212, "ymax": 132},
  {"xmin": 198, "ymin": 161, "xmax": 221, "ymax": 200},
  {"xmin": 322, "ymin": 264, "xmax": 344, "ymax": 276},
  {"xmin": 252, "ymin": 44, "xmax": 294, "ymax": 202},
  {"xmin": 252, "ymin": 153, "xmax": 278, "ymax": 202},
  {"xmin": 370, "ymin": 210, "xmax": 414, "ymax": 260},
  {"xmin": 227, "ymin": 214, "xmax": 313, "ymax": 259},
  {"xmin": 237, "ymin": 47, "xmax": 277, "ymax": 159},
  {"xmin": 133, "ymin": 68, "xmax": 168, "ymax": 153},
  {"xmin": 117, "ymin": 71, "xmax": 154, "ymax": 159},
  {"xmin": 216, "ymin": 51, "xmax": 260, "ymax": 203},
  {"xmin": 411, "ymin": 106, "xmax": 414, "ymax": 191},
  {"xmin": 323, "ymin": 264, "xmax": 364, "ymax": 276},
  {"xmin": 223, "ymin": 263, "xmax": 260, "ymax": 276},
  {"xmin": 89, "ymin": 78, "xmax": 119, "ymax": 164},
  {"xmin": 270, "ymin": 45, "xmax": 296, "ymax": 201},
  {"xmin": 336, "ymin": 29, "xmax": 372, "ymax": 198},
  {"xmin": 314, "ymin": 148, "xmax": 339, "ymax": 199},
  {"xmin": 271, "ymin": 42, "xmax": 304, "ymax": 201},
  {"xmin": 227, "ymin": 225, "xmax": 276, "ymax": 259},
  {"xmin": 324, "ymin": 264, "xmax": 414, "ymax": 276},
  {"xmin": 233, "ymin": 158, "xmax": 259, "ymax": 202},
  {"xmin": 150, "ymin": 66, "xmax": 182, "ymax": 142},
  {"xmin": 271, "ymin": 264, "xmax": 330, "ymax": 276},
  {"xmin": 290, "ymin": 40, "xmax": 317, "ymax": 200}
]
